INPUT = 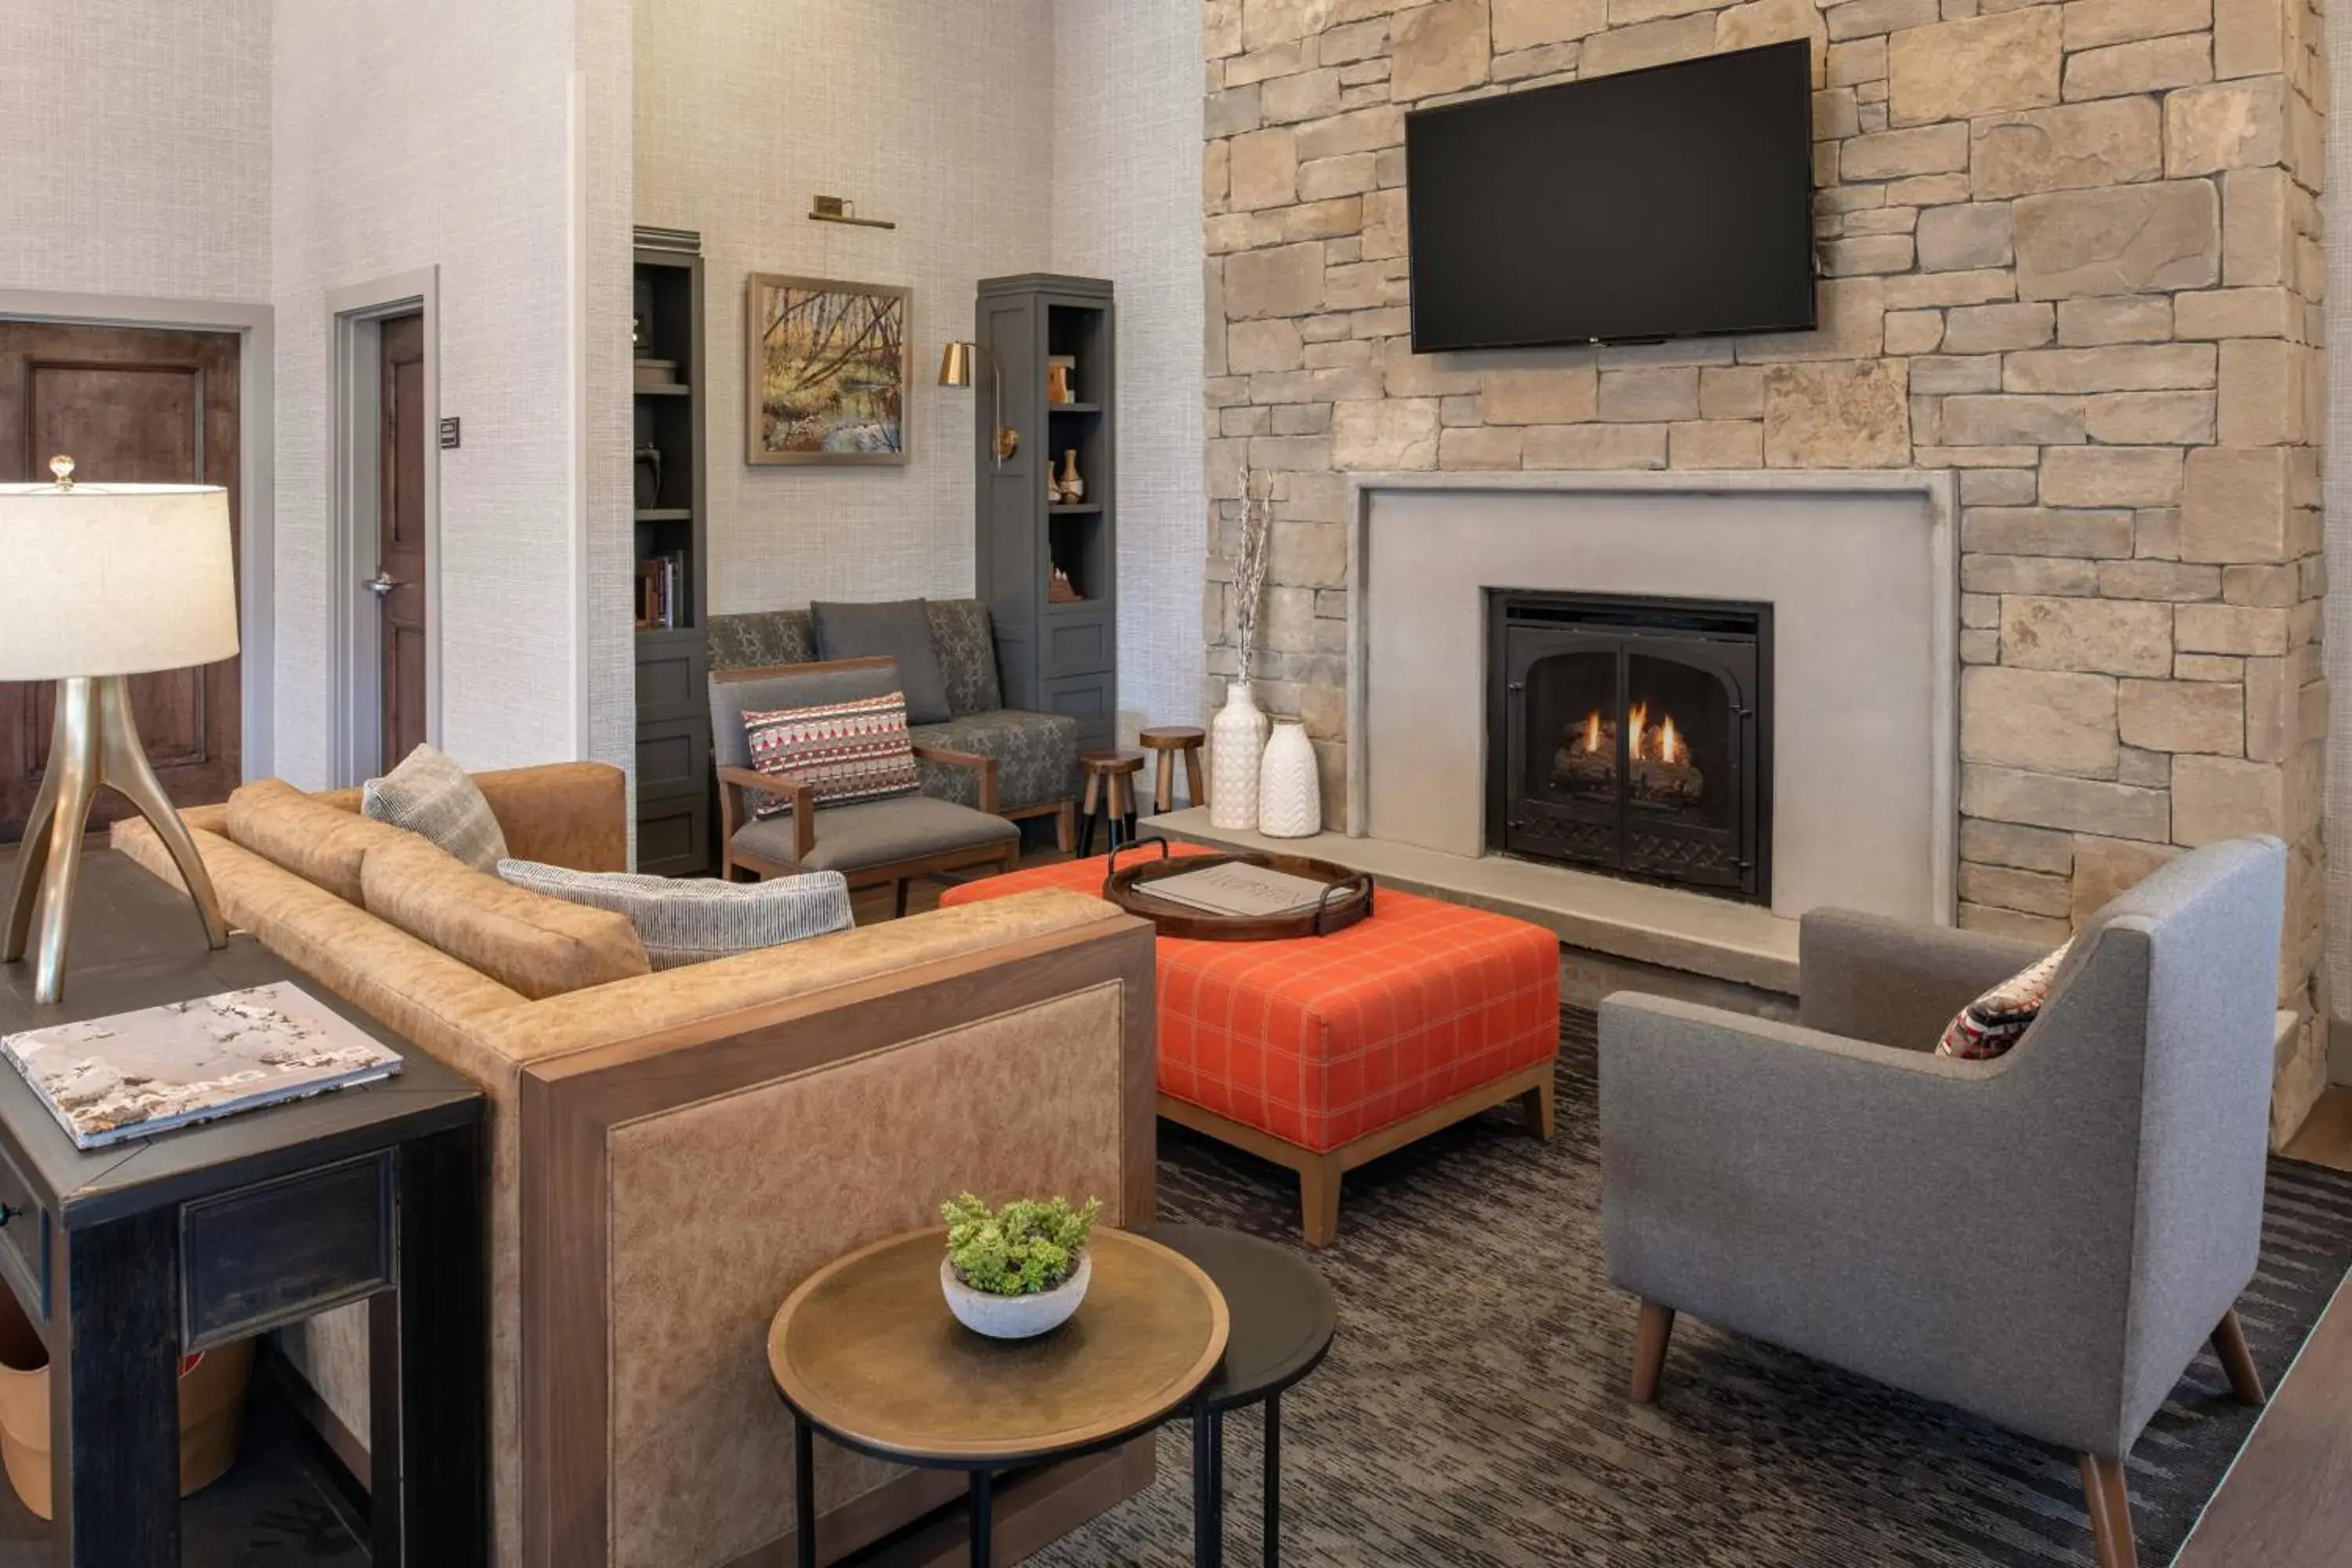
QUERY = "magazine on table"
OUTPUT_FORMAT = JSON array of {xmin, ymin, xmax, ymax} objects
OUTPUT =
[
  {"xmin": 2, "ymin": 982, "xmax": 404, "ymax": 1150},
  {"xmin": 1141, "ymin": 862, "xmax": 1359, "ymax": 920}
]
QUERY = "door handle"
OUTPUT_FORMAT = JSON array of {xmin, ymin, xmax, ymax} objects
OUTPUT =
[{"xmin": 365, "ymin": 570, "xmax": 401, "ymax": 600}]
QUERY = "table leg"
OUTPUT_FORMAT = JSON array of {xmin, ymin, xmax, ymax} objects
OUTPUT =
[
  {"xmin": 372, "ymin": 1121, "xmax": 489, "ymax": 1566},
  {"xmin": 794, "ymin": 1419, "xmax": 816, "ymax": 1568},
  {"xmin": 1192, "ymin": 1395, "xmax": 1221, "ymax": 1568},
  {"xmin": 971, "ymin": 1468, "xmax": 993, "ymax": 1567},
  {"xmin": 53, "ymin": 1209, "xmax": 180, "ymax": 1568},
  {"xmin": 1264, "ymin": 1394, "xmax": 1281, "ymax": 1568}
]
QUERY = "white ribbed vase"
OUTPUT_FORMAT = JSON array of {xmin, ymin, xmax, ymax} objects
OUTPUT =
[
  {"xmin": 1209, "ymin": 680, "xmax": 1269, "ymax": 830},
  {"xmin": 1257, "ymin": 721, "xmax": 1321, "ymax": 839}
]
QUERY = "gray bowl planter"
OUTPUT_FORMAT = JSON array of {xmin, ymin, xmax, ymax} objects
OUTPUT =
[{"xmin": 939, "ymin": 1250, "xmax": 1092, "ymax": 1339}]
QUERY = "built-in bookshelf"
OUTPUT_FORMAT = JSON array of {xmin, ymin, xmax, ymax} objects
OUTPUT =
[
  {"xmin": 975, "ymin": 274, "xmax": 1116, "ymax": 753},
  {"xmin": 632, "ymin": 230, "xmax": 712, "ymax": 875}
]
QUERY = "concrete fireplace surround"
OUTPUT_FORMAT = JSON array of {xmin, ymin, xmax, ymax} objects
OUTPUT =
[{"xmin": 1346, "ymin": 470, "xmax": 1958, "ymax": 914}]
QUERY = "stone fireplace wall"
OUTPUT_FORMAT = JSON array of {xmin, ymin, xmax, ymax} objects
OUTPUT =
[{"xmin": 1200, "ymin": 0, "xmax": 2332, "ymax": 1129}]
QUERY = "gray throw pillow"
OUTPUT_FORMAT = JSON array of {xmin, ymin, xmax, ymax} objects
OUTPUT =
[
  {"xmin": 364, "ymin": 744, "xmax": 509, "ymax": 871},
  {"xmin": 810, "ymin": 598, "xmax": 953, "ymax": 724},
  {"xmin": 495, "ymin": 860, "xmax": 853, "ymax": 969}
]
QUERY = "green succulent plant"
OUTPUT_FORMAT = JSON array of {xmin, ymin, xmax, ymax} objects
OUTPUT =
[{"xmin": 941, "ymin": 1192, "xmax": 1102, "ymax": 1298}]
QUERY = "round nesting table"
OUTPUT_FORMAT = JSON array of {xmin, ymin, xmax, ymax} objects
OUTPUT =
[
  {"xmin": 1143, "ymin": 1225, "xmax": 1338, "ymax": 1567},
  {"xmin": 768, "ymin": 1226, "xmax": 1229, "ymax": 1568}
]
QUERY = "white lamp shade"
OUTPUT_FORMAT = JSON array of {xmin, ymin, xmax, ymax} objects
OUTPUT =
[{"xmin": 0, "ymin": 482, "xmax": 240, "ymax": 680}]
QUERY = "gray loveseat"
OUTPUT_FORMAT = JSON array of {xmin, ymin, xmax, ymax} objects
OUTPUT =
[
  {"xmin": 708, "ymin": 599, "xmax": 1080, "ymax": 844},
  {"xmin": 1600, "ymin": 837, "xmax": 2287, "ymax": 1567}
]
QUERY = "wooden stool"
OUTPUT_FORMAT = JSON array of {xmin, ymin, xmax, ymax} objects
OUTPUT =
[
  {"xmin": 1139, "ymin": 726, "xmax": 1207, "ymax": 815},
  {"xmin": 1077, "ymin": 750, "xmax": 1145, "ymax": 858}
]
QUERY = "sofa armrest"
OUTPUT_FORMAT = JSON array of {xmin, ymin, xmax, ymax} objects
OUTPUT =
[
  {"xmin": 1599, "ymin": 990, "xmax": 2125, "ymax": 1449},
  {"xmin": 473, "ymin": 762, "xmax": 630, "ymax": 873},
  {"xmin": 1798, "ymin": 909, "xmax": 2053, "ymax": 1050}
]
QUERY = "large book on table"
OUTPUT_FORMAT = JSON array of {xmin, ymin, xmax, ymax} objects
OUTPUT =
[{"xmin": 1, "ymin": 982, "xmax": 404, "ymax": 1150}]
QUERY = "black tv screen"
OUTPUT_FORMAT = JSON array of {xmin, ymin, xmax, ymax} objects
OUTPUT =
[{"xmin": 1405, "ymin": 41, "xmax": 1817, "ymax": 352}]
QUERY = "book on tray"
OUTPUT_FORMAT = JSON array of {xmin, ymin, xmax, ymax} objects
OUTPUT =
[{"xmin": 2, "ymin": 982, "xmax": 405, "ymax": 1150}]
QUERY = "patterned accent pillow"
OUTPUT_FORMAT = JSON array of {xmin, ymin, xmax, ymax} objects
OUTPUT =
[
  {"xmin": 496, "ymin": 860, "xmax": 853, "ymax": 970},
  {"xmin": 363, "ymin": 743, "xmax": 510, "ymax": 871},
  {"xmin": 1936, "ymin": 941, "xmax": 2071, "ymax": 1059},
  {"xmin": 743, "ymin": 691, "xmax": 920, "ymax": 818}
]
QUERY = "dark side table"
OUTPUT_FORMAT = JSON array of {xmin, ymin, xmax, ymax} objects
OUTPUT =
[
  {"xmin": 0, "ymin": 848, "xmax": 488, "ymax": 1567},
  {"xmin": 1145, "ymin": 1225, "xmax": 1337, "ymax": 1568}
]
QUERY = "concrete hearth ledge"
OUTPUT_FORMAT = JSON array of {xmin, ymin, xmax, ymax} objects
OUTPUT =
[{"xmin": 1141, "ymin": 808, "xmax": 1800, "ymax": 996}]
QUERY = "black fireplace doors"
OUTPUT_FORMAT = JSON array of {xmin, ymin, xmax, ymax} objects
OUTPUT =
[{"xmin": 1486, "ymin": 590, "xmax": 1771, "ymax": 902}]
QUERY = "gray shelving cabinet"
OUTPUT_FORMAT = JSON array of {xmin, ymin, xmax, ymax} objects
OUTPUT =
[
  {"xmin": 633, "ymin": 234, "xmax": 712, "ymax": 875},
  {"xmin": 975, "ymin": 274, "xmax": 1116, "ymax": 753}
]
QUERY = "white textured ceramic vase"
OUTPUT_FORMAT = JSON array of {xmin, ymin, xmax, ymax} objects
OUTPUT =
[
  {"xmin": 1257, "ymin": 721, "xmax": 1322, "ymax": 839},
  {"xmin": 1210, "ymin": 680, "xmax": 1269, "ymax": 830}
]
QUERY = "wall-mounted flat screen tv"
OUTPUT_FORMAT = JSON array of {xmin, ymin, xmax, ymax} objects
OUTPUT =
[{"xmin": 1405, "ymin": 40, "xmax": 1817, "ymax": 353}]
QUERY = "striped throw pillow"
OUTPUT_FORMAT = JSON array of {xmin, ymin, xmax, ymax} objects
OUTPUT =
[
  {"xmin": 1936, "ymin": 940, "xmax": 2071, "ymax": 1059},
  {"xmin": 743, "ymin": 691, "xmax": 920, "ymax": 818}
]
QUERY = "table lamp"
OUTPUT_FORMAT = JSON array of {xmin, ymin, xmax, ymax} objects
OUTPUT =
[{"xmin": 0, "ymin": 456, "xmax": 235, "ymax": 1004}]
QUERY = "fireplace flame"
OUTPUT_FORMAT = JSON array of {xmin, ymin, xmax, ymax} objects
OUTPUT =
[{"xmin": 1583, "ymin": 702, "xmax": 1690, "ymax": 766}]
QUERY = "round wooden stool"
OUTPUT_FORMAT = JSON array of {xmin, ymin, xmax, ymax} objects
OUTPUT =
[
  {"xmin": 1139, "ymin": 726, "xmax": 1207, "ymax": 815},
  {"xmin": 1078, "ymin": 750, "xmax": 1146, "ymax": 858}
]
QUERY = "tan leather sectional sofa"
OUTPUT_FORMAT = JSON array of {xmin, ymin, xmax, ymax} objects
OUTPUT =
[{"xmin": 114, "ymin": 761, "xmax": 1159, "ymax": 1568}]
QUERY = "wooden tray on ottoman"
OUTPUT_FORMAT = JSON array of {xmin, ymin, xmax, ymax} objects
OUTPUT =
[{"xmin": 1101, "ymin": 840, "xmax": 1374, "ymax": 941}]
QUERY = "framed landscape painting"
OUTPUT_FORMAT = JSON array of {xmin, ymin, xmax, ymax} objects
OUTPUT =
[{"xmin": 745, "ymin": 273, "xmax": 911, "ymax": 466}]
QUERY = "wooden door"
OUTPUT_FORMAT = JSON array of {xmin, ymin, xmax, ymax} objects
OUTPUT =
[
  {"xmin": 376, "ymin": 312, "xmax": 430, "ymax": 771},
  {"xmin": 0, "ymin": 323, "xmax": 241, "ymax": 844}
]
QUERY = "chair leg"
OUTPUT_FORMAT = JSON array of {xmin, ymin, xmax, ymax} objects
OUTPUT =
[
  {"xmin": 1520, "ymin": 1076, "xmax": 1555, "ymax": 1139},
  {"xmin": 2212, "ymin": 1308, "xmax": 2267, "ymax": 1406},
  {"xmin": 2078, "ymin": 1454, "xmax": 2136, "ymax": 1568},
  {"xmin": 1182, "ymin": 746, "xmax": 1205, "ymax": 811},
  {"xmin": 1054, "ymin": 800, "xmax": 1076, "ymax": 855},
  {"xmin": 892, "ymin": 878, "xmax": 910, "ymax": 919},
  {"xmin": 1630, "ymin": 1301, "xmax": 1675, "ymax": 1405},
  {"xmin": 1298, "ymin": 1157, "xmax": 1340, "ymax": 1248},
  {"xmin": 1154, "ymin": 751, "xmax": 1174, "ymax": 816}
]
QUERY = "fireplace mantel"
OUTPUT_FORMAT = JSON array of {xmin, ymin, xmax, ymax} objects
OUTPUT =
[{"xmin": 1342, "ymin": 470, "xmax": 1958, "ymax": 927}]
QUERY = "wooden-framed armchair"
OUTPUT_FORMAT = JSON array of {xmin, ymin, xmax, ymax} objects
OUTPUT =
[{"xmin": 710, "ymin": 658, "xmax": 1019, "ymax": 916}]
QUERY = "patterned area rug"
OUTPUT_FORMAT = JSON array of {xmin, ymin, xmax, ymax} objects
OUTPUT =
[{"xmin": 1034, "ymin": 1009, "xmax": 2352, "ymax": 1567}]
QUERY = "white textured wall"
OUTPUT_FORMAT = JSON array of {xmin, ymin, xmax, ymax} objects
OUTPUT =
[
  {"xmin": 0, "ymin": 0, "xmax": 270, "ymax": 302},
  {"xmin": 1051, "ymin": 0, "xmax": 1207, "ymax": 732},
  {"xmin": 580, "ymin": 0, "xmax": 639, "ymax": 789},
  {"xmin": 271, "ymin": 0, "xmax": 603, "ymax": 785},
  {"xmin": 634, "ymin": 0, "xmax": 1058, "ymax": 615}
]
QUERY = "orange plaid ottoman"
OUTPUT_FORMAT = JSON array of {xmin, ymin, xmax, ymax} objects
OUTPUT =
[{"xmin": 940, "ymin": 848, "xmax": 1559, "ymax": 1245}]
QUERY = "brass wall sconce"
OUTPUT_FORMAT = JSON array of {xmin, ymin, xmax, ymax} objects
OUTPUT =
[{"xmin": 938, "ymin": 341, "xmax": 1018, "ymax": 464}]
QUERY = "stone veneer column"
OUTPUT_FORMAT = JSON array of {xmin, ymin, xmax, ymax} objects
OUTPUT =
[{"xmin": 1200, "ymin": 0, "xmax": 2331, "ymax": 1138}]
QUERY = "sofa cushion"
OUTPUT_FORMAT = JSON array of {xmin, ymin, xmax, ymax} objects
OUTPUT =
[
  {"xmin": 708, "ymin": 608, "xmax": 815, "ymax": 673},
  {"xmin": 911, "ymin": 710, "xmax": 1081, "ymax": 814},
  {"xmin": 926, "ymin": 599, "xmax": 1004, "ymax": 716},
  {"xmin": 361, "ymin": 834, "xmax": 651, "ymax": 1000},
  {"xmin": 731, "ymin": 794, "xmax": 1017, "ymax": 874},
  {"xmin": 365, "ymin": 744, "xmax": 510, "ymax": 871},
  {"xmin": 744, "ymin": 691, "xmax": 922, "ymax": 817},
  {"xmin": 496, "ymin": 860, "xmax": 853, "ymax": 969},
  {"xmin": 810, "ymin": 599, "xmax": 952, "ymax": 724},
  {"xmin": 226, "ymin": 779, "xmax": 416, "ymax": 904},
  {"xmin": 1936, "ymin": 942, "xmax": 2071, "ymax": 1060}
]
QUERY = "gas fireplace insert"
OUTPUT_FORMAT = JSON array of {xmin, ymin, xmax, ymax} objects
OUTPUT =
[{"xmin": 1484, "ymin": 589, "xmax": 1772, "ymax": 902}]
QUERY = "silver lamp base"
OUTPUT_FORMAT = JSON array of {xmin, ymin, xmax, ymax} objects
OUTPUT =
[{"xmin": 2, "ymin": 675, "xmax": 230, "ymax": 1004}]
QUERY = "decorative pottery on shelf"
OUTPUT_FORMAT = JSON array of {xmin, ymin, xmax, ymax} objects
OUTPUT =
[
  {"xmin": 940, "ymin": 1250, "xmax": 1092, "ymax": 1340},
  {"xmin": 1058, "ymin": 449, "xmax": 1085, "ymax": 503},
  {"xmin": 1210, "ymin": 680, "xmax": 1269, "ymax": 830},
  {"xmin": 1257, "ymin": 721, "xmax": 1321, "ymax": 838}
]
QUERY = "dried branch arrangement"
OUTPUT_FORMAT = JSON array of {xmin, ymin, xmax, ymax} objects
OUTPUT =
[{"xmin": 1233, "ymin": 470, "xmax": 1273, "ymax": 682}]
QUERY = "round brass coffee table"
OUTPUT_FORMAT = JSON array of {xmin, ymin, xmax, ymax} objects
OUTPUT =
[{"xmin": 768, "ymin": 1226, "xmax": 1231, "ymax": 1568}]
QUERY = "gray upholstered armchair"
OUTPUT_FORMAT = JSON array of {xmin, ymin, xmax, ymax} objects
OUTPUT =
[{"xmin": 1601, "ymin": 837, "xmax": 2286, "ymax": 1568}]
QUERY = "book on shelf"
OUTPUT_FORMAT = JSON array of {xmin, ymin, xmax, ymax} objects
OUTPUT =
[
  {"xmin": 2, "ymin": 982, "xmax": 405, "ymax": 1150},
  {"xmin": 635, "ymin": 550, "xmax": 688, "ymax": 630}
]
